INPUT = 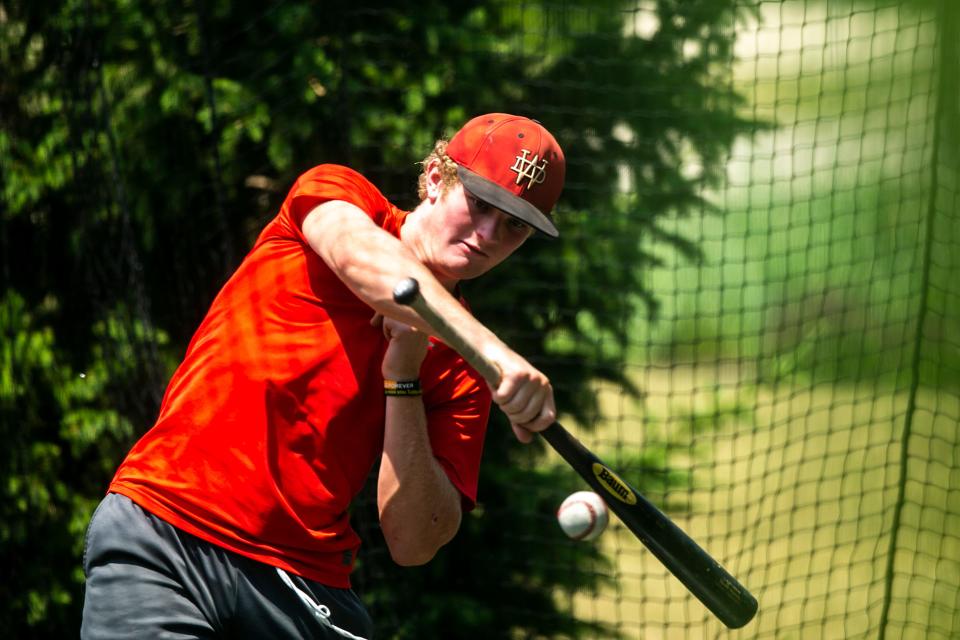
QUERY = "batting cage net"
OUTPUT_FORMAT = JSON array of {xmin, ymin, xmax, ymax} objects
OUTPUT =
[{"xmin": 3, "ymin": 0, "xmax": 958, "ymax": 638}]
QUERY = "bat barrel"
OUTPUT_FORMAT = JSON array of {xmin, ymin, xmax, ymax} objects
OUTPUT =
[{"xmin": 541, "ymin": 424, "xmax": 758, "ymax": 629}]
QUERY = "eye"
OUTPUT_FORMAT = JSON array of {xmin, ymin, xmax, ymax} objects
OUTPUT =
[
  {"xmin": 468, "ymin": 195, "xmax": 492, "ymax": 213},
  {"xmin": 506, "ymin": 217, "xmax": 531, "ymax": 232}
]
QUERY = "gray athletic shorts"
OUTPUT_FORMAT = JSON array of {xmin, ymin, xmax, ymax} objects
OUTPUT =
[{"xmin": 81, "ymin": 493, "xmax": 374, "ymax": 639}]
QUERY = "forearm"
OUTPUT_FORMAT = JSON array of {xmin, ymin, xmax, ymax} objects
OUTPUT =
[
  {"xmin": 377, "ymin": 396, "xmax": 462, "ymax": 565},
  {"xmin": 325, "ymin": 218, "xmax": 440, "ymax": 328},
  {"xmin": 302, "ymin": 202, "xmax": 500, "ymax": 347}
]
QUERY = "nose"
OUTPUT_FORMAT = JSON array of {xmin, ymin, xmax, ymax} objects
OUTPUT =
[{"xmin": 474, "ymin": 210, "xmax": 506, "ymax": 242}]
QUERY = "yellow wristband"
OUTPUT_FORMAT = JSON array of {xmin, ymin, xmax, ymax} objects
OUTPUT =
[{"xmin": 384, "ymin": 379, "xmax": 422, "ymax": 396}]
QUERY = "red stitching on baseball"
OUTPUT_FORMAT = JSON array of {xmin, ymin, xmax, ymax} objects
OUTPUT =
[{"xmin": 562, "ymin": 499, "xmax": 597, "ymax": 541}]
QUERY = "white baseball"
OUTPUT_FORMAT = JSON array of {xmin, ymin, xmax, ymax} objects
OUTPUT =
[{"xmin": 557, "ymin": 491, "xmax": 609, "ymax": 541}]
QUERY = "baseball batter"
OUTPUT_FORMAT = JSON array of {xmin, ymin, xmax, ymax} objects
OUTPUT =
[{"xmin": 80, "ymin": 114, "xmax": 566, "ymax": 639}]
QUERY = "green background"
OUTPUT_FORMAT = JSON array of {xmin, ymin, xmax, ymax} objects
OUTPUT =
[{"xmin": 2, "ymin": 0, "xmax": 957, "ymax": 637}]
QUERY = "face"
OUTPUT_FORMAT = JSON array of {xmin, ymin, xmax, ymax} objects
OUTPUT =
[{"xmin": 415, "ymin": 179, "xmax": 534, "ymax": 285}]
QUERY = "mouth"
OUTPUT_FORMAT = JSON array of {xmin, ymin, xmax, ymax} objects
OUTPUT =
[{"xmin": 460, "ymin": 241, "xmax": 488, "ymax": 258}]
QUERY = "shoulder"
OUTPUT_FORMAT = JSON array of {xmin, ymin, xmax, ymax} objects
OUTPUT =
[
  {"xmin": 286, "ymin": 164, "xmax": 403, "ymax": 232},
  {"xmin": 295, "ymin": 164, "xmax": 382, "ymax": 196}
]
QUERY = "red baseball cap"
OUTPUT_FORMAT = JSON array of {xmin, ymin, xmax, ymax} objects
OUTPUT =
[{"xmin": 446, "ymin": 113, "xmax": 565, "ymax": 238}]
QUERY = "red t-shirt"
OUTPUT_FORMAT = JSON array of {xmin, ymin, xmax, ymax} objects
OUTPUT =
[{"xmin": 110, "ymin": 164, "xmax": 492, "ymax": 588}]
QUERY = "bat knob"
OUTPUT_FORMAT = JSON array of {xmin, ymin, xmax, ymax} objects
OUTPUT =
[{"xmin": 393, "ymin": 278, "xmax": 420, "ymax": 306}]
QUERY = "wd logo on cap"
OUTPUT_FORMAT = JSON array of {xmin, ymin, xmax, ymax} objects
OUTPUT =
[
  {"xmin": 592, "ymin": 463, "xmax": 637, "ymax": 505},
  {"xmin": 510, "ymin": 149, "xmax": 549, "ymax": 189}
]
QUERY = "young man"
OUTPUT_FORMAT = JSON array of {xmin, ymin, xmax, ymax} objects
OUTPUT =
[{"xmin": 81, "ymin": 113, "xmax": 565, "ymax": 639}]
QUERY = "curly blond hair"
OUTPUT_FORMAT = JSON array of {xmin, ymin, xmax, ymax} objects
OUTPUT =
[{"xmin": 417, "ymin": 140, "xmax": 461, "ymax": 200}]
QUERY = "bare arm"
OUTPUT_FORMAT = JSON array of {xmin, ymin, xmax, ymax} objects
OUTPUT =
[
  {"xmin": 304, "ymin": 202, "xmax": 469, "ymax": 562},
  {"xmin": 374, "ymin": 316, "xmax": 462, "ymax": 564},
  {"xmin": 302, "ymin": 201, "xmax": 468, "ymax": 335}
]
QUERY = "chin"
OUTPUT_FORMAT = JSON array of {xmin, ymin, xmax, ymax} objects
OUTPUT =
[
  {"xmin": 444, "ymin": 262, "xmax": 489, "ymax": 282},
  {"xmin": 435, "ymin": 247, "xmax": 501, "ymax": 281}
]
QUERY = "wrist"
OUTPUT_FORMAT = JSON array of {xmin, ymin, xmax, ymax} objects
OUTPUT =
[
  {"xmin": 384, "ymin": 378, "xmax": 422, "ymax": 397},
  {"xmin": 381, "ymin": 368, "xmax": 422, "ymax": 381}
]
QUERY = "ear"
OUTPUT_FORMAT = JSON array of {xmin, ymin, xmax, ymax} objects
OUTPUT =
[{"xmin": 423, "ymin": 158, "xmax": 444, "ymax": 203}]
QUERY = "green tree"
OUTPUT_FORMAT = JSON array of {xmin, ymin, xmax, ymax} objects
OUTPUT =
[{"xmin": 0, "ymin": 0, "xmax": 752, "ymax": 636}]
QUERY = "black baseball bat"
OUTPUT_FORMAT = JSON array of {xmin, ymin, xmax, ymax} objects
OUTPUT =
[{"xmin": 393, "ymin": 277, "xmax": 758, "ymax": 629}]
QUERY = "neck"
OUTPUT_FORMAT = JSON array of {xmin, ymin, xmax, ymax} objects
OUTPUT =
[{"xmin": 401, "ymin": 202, "xmax": 460, "ymax": 293}]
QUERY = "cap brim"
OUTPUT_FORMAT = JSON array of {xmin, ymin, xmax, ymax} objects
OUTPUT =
[{"xmin": 456, "ymin": 166, "xmax": 559, "ymax": 238}]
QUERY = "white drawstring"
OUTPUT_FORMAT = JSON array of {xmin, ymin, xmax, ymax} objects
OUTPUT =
[{"xmin": 276, "ymin": 568, "xmax": 368, "ymax": 640}]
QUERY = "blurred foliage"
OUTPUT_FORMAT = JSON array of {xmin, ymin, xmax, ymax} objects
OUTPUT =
[
  {"xmin": 1, "ymin": 0, "xmax": 755, "ymax": 636},
  {"xmin": 0, "ymin": 291, "xmax": 165, "ymax": 631}
]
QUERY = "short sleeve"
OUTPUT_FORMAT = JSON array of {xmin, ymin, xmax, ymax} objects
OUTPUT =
[
  {"xmin": 262, "ymin": 164, "xmax": 403, "ymax": 246},
  {"xmin": 421, "ymin": 340, "xmax": 492, "ymax": 511}
]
